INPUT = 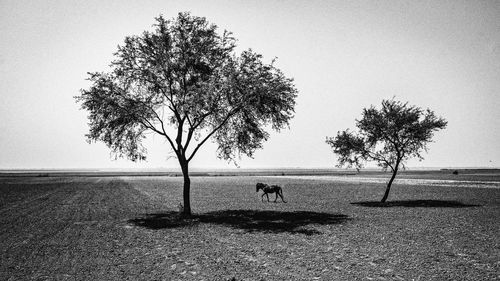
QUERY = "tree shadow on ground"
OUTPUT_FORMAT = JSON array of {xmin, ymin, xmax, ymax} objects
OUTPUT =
[
  {"xmin": 129, "ymin": 210, "xmax": 350, "ymax": 235},
  {"xmin": 351, "ymin": 200, "xmax": 481, "ymax": 208}
]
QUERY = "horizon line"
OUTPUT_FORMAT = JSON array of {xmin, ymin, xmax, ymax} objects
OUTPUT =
[{"xmin": 1, "ymin": 166, "xmax": 499, "ymax": 172}]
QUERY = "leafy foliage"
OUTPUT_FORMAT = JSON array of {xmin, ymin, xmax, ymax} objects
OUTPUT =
[
  {"xmin": 326, "ymin": 99, "xmax": 447, "ymax": 171},
  {"xmin": 75, "ymin": 12, "xmax": 297, "ymax": 165}
]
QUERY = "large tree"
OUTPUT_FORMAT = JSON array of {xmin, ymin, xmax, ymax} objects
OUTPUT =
[
  {"xmin": 326, "ymin": 99, "xmax": 447, "ymax": 202},
  {"xmin": 76, "ymin": 13, "xmax": 297, "ymax": 215}
]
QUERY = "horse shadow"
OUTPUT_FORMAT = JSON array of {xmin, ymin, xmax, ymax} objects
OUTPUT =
[
  {"xmin": 351, "ymin": 200, "xmax": 481, "ymax": 208},
  {"xmin": 129, "ymin": 209, "xmax": 350, "ymax": 235}
]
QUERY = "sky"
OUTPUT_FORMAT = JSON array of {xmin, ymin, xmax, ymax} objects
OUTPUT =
[{"xmin": 1, "ymin": 0, "xmax": 499, "ymax": 170}]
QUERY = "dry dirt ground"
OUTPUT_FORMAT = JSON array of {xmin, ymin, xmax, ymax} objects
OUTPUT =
[{"xmin": 0, "ymin": 174, "xmax": 499, "ymax": 280}]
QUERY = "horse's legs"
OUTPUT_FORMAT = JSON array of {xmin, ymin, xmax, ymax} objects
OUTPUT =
[
  {"xmin": 266, "ymin": 193, "xmax": 270, "ymax": 202},
  {"xmin": 261, "ymin": 193, "xmax": 265, "ymax": 202},
  {"xmin": 274, "ymin": 193, "xmax": 278, "ymax": 202},
  {"xmin": 279, "ymin": 191, "xmax": 287, "ymax": 203}
]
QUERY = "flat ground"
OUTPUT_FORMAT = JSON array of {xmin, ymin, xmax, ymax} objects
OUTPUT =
[{"xmin": 0, "ymin": 171, "xmax": 499, "ymax": 280}]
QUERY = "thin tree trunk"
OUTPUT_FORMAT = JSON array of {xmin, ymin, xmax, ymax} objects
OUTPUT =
[
  {"xmin": 381, "ymin": 160, "xmax": 400, "ymax": 203},
  {"xmin": 179, "ymin": 158, "xmax": 191, "ymax": 216}
]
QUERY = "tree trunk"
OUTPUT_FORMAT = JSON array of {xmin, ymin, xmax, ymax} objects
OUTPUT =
[
  {"xmin": 381, "ymin": 160, "xmax": 400, "ymax": 203},
  {"xmin": 179, "ymin": 158, "xmax": 192, "ymax": 216}
]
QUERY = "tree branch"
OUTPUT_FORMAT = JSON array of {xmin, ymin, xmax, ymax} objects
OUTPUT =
[
  {"xmin": 186, "ymin": 106, "xmax": 241, "ymax": 162},
  {"xmin": 364, "ymin": 149, "xmax": 394, "ymax": 171}
]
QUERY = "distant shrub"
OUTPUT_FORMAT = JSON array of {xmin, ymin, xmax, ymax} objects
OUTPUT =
[{"xmin": 452, "ymin": 170, "xmax": 459, "ymax": 175}]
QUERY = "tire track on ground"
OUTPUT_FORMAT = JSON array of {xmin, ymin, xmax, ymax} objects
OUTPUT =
[
  {"xmin": 0, "ymin": 177, "xmax": 143, "ymax": 280},
  {"xmin": 0, "ymin": 178, "xmax": 97, "ymax": 251},
  {"xmin": 0, "ymin": 185, "xmax": 61, "ymax": 216}
]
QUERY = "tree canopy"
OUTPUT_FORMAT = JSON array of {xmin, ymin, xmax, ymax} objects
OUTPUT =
[
  {"xmin": 326, "ymin": 99, "xmax": 447, "ymax": 202},
  {"xmin": 75, "ymin": 12, "xmax": 297, "ymax": 214}
]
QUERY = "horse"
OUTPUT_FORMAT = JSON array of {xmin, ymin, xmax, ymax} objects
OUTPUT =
[{"xmin": 256, "ymin": 182, "xmax": 287, "ymax": 203}]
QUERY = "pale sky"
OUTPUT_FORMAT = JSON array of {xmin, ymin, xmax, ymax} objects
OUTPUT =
[{"xmin": 1, "ymin": 0, "xmax": 499, "ymax": 169}]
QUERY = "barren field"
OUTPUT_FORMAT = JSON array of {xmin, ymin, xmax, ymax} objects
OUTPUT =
[{"xmin": 0, "ymin": 172, "xmax": 499, "ymax": 280}]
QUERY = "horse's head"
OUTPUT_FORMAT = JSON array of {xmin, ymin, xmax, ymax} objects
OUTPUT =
[{"xmin": 256, "ymin": 182, "xmax": 265, "ymax": 192}]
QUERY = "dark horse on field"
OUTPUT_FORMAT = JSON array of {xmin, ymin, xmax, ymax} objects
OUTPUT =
[{"xmin": 256, "ymin": 182, "xmax": 287, "ymax": 203}]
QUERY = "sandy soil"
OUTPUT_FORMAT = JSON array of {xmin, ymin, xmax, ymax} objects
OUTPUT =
[{"xmin": 0, "ymin": 175, "xmax": 499, "ymax": 280}]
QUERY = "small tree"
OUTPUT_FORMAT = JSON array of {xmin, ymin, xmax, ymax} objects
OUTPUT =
[
  {"xmin": 75, "ymin": 13, "xmax": 297, "ymax": 215},
  {"xmin": 326, "ymin": 99, "xmax": 447, "ymax": 202}
]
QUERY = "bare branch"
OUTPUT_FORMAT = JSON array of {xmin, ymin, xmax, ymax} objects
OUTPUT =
[{"xmin": 187, "ymin": 106, "xmax": 241, "ymax": 162}]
